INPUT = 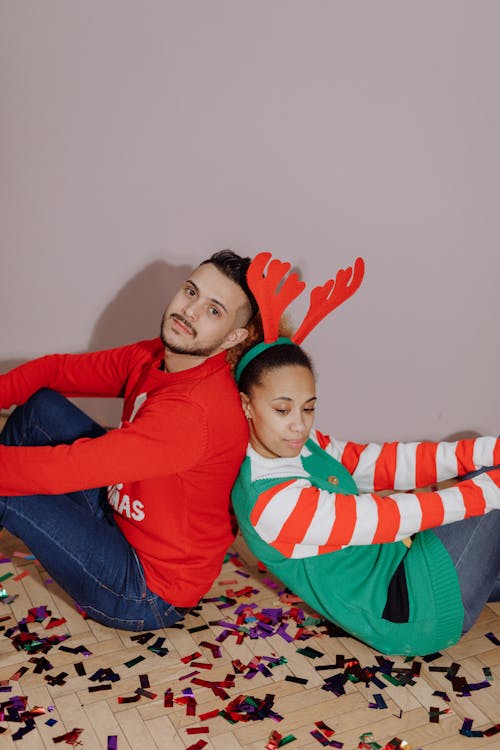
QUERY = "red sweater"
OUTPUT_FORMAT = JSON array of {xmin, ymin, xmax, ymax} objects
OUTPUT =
[{"xmin": 0, "ymin": 339, "xmax": 248, "ymax": 606}]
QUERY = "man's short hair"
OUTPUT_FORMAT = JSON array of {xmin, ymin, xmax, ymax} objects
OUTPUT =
[{"xmin": 200, "ymin": 250, "xmax": 259, "ymax": 321}]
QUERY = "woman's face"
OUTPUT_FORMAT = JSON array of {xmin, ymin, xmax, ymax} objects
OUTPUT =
[{"xmin": 241, "ymin": 365, "xmax": 316, "ymax": 459}]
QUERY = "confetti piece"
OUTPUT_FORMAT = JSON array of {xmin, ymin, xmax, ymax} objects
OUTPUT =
[
  {"xmin": 13, "ymin": 571, "xmax": 29, "ymax": 581},
  {"xmin": 9, "ymin": 666, "xmax": 29, "ymax": 681},
  {"xmin": 124, "ymin": 655, "xmax": 145, "ymax": 668},
  {"xmin": 296, "ymin": 646, "xmax": 323, "ymax": 659},
  {"xmin": 53, "ymin": 727, "xmax": 84, "ymax": 745},
  {"xmin": 485, "ymin": 631, "xmax": 500, "ymax": 646},
  {"xmin": 135, "ymin": 688, "xmax": 157, "ymax": 700},
  {"xmin": 483, "ymin": 723, "xmax": 500, "ymax": 736},
  {"xmin": 429, "ymin": 706, "xmax": 440, "ymax": 723},
  {"xmin": 45, "ymin": 672, "xmax": 69, "ymax": 687},
  {"xmin": 117, "ymin": 694, "xmax": 141, "ymax": 704},
  {"xmin": 199, "ymin": 641, "xmax": 222, "ymax": 658},
  {"xmin": 194, "ymin": 709, "xmax": 218, "ymax": 722},
  {"xmin": 107, "ymin": 737, "xmax": 118, "ymax": 750},
  {"xmin": 369, "ymin": 693, "xmax": 388, "ymax": 709},
  {"xmin": 186, "ymin": 726, "xmax": 209, "ymax": 734},
  {"xmin": 311, "ymin": 729, "xmax": 330, "ymax": 746},
  {"xmin": 186, "ymin": 741, "xmax": 207, "ymax": 750},
  {"xmin": 188, "ymin": 623, "xmax": 210, "ymax": 633},
  {"xmin": 459, "ymin": 717, "xmax": 484, "ymax": 738},
  {"xmin": 180, "ymin": 670, "xmax": 200, "ymax": 680},
  {"xmin": 284, "ymin": 675, "xmax": 308, "ymax": 685},
  {"xmin": 190, "ymin": 661, "xmax": 213, "ymax": 670},
  {"xmin": 12, "ymin": 552, "xmax": 36, "ymax": 559},
  {"xmin": 181, "ymin": 651, "xmax": 202, "ymax": 663},
  {"xmin": 12, "ymin": 719, "xmax": 36, "ymax": 740},
  {"xmin": 144, "ymin": 635, "xmax": 168, "ymax": 656},
  {"xmin": 130, "ymin": 631, "xmax": 154, "ymax": 644},
  {"xmin": 315, "ymin": 720, "xmax": 335, "ymax": 738},
  {"xmin": 45, "ymin": 617, "xmax": 67, "ymax": 629}
]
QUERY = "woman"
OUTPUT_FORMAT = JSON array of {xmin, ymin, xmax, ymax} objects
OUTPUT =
[{"xmin": 231, "ymin": 341, "xmax": 500, "ymax": 656}]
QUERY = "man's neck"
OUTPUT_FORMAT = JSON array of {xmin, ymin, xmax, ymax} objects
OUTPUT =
[{"xmin": 163, "ymin": 348, "xmax": 217, "ymax": 373}]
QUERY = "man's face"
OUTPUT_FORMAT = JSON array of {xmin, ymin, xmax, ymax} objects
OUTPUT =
[{"xmin": 161, "ymin": 263, "xmax": 250, "ymax": 358}]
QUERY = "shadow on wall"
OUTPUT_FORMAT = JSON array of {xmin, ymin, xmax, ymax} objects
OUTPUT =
[{"xmin": 0, "ymin": 260, "xmax": 192, "ymax": 427}]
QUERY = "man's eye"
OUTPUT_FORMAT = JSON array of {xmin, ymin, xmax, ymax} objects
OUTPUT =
[
  {"xmin": 275, "ymin": 408, "xmax": 289, "ymax": 415},
  {"xmin": 208, "ymin": 307, "xmax": 220, "ymax": 316},
  {"xmin": 185, "ymin": 287, "xmax": 196, "ymax": 296},
  {"xmin": 304, "ymin": 407, "xmax": 316, "ymax": 413}
]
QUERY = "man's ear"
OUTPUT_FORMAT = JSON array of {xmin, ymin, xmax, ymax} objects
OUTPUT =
[{"xmin": 220, "ymin": 327, "xmax": 249, "ymax": 351}]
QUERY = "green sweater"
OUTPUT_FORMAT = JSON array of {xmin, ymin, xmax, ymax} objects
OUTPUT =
[{"xmin": 232, "ymin": 435, "xmax": 468, "ymax": 655}]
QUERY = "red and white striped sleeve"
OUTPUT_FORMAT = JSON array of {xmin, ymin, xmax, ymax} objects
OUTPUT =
[
  {"xmin": 250, "ymin": 469, "xmax": 500, "ymax": 559},
  {"xmin": 314, "ymin": 430, "xmax": 500, "ymax": 492}
]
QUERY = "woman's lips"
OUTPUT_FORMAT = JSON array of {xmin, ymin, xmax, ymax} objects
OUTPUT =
[{"xmin": 284, "ymin": 439, "xmax": 304, "ymax": 449}]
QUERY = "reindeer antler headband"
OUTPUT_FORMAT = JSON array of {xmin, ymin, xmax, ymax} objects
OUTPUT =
[{"xmin": 235, "ymin": 252, "xmax": 365, "ymax": 382}]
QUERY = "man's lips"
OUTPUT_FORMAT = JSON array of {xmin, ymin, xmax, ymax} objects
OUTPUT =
[{"xmin": 171, "ymin": 315, "xmax": 195, "ymax": 336}]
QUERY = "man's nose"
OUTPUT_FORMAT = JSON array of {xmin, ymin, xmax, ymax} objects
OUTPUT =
[{"xmin": 182, "ymin": 300, "xmax": 199, "ymax": 320}]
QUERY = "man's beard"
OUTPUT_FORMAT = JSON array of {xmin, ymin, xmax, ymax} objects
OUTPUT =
[{"xmin": 160, "ymin": 312, "xmax": 222, "ymax": 358}]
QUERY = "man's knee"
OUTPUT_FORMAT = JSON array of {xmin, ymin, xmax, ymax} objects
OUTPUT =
[
  {"xmin": 6, "ymin": 388, "xmax": 105, "ymax": 445},
  {"xmin": 26, "ymin": 388, "xmax": 69, "ymax": 411}
]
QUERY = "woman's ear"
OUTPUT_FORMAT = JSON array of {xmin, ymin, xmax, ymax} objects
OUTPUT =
[{"xmin": 240, "ymin": 392, "xmax": 251, "ymax": 420}]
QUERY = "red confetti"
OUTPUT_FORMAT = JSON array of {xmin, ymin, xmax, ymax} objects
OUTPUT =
[
  {"xmin": 52, "ymin": 727, "xmax": 84, "ymax": 745},
  {"xmin": 181, "ymin": 651, "xmax": 202, "ymax": 663},
  {"xmin": 186, "ymin": 741, "xmax": 207, "ymax": 750},
  {"xmin": 12, "ymin": 571, "xmax": 29, "ymax": 581},
  {"xmin": 198, "ymin": 709, "xmax": 220, "ymax": 721}
]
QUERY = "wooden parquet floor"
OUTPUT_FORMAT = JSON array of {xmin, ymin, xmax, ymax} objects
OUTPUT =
[{"xmin": 1, "ymin": 528, "xmax": 500, "ymax": 750}]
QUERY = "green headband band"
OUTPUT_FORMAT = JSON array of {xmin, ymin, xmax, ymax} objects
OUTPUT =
[{"xmin": 235, "ymin": 337, "xmax": 293, "ymax": 384}]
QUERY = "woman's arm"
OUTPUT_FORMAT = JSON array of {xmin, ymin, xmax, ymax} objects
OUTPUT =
[
  {"xmin": 316, "ymin": 430, "xmax": 500, "ymax": 492},
  {"xmin": 250, "ymin": 468, "xmax": 500, "ymax": 558}
]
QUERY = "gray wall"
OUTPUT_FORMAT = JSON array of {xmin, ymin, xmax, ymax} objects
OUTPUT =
[{"xmin": 1, "ymin": 1, "xmax": 499, "ymax": 441}]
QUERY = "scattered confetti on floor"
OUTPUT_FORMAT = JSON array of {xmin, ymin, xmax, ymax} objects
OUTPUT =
[{"xmin": 1, "ymin": 538, "xmax": 499, "ymax": 748}]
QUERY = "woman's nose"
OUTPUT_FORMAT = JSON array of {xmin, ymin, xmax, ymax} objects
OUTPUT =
[{"xmin": 290, "ymin": 414, "xmax": 307, "ymax": 433}]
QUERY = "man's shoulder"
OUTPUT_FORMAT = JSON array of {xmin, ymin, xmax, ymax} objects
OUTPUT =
[{"xmin": 118, "ymin": 338, "xmax": 163, "ymax": 364}]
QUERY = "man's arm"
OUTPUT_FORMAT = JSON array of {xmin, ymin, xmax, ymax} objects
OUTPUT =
[
  {"xmin": 0, "ymin": 394, "xmax": 206, "ymax": 495},
  {"xmin": 0, "ymin": 344, "xmax": 143, "ymax": 410}
]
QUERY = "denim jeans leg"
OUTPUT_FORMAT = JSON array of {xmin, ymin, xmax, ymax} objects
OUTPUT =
[
  {"xmin": 432, "ymin": 510, "xmax": 500, "ymax": 633},
  {"xmin": 0, "ymin": 388, "xmax": 110, "ymax": 519}
]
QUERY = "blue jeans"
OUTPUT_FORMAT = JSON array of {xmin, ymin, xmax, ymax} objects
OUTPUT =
[
  {"xmin": 0, "ymin": 389, "xmax": 186, "ymax": 631},
  {"xmin": 432, "ymin": 467, "xmax": 500, "ymax": 633}
]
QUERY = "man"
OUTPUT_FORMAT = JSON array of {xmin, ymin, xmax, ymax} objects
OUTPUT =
[{"xmin": 0, "ymin": 250, "xmax": 258, "ymax": 630}]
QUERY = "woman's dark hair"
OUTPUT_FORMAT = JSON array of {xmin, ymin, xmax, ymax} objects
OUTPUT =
[{"xmin": 238, "ymin": 343, "xmax": 314, "ymax": 395}]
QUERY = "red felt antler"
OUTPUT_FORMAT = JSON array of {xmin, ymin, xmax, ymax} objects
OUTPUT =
[
  {"xmin": 292, "ymin": 257, "xmax": 365, "ymax": 344},
  {"xmin": 247, "ymin": 252, "xmax": 306, "ymax": 342}
]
